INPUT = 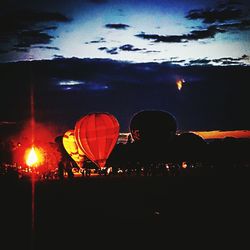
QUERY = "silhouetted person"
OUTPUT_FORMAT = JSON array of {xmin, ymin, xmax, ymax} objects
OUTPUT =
[
  {"xmin": 127, "ymin": 134, "xmax": 133, "ymax": 144},
  {"xmin": 65, "ymin": 160, "xmax": 74, "ymax": 179},
  {"xmin": 58, "ymin": 160, "xmax": 64, "ymax": 180}
]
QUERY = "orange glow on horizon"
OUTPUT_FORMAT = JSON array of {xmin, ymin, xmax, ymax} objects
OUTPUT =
[{"xmin": 192, "ymin": 130, "xmax": 250, "ymax": 140}]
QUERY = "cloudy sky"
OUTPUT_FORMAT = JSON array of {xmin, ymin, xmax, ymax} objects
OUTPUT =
[
  {"xmin": 0, "ymin": 0, "xmax": 250, "ymax": 134},
  {"xmin": 1, "ymin": 0, "xmax": 250, "ymax": 65}
]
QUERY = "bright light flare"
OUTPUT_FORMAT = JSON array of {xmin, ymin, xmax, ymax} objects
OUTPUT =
[
  {"xmin": 25, "ymin": 146, "xmax": 44, "ymax": 167},
  {"xmin": 27, "ymin": 147, "xmax": 38, "ymax": 166}
]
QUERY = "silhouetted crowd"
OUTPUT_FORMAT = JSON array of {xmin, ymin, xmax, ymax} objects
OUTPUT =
[{"xmin": 1, "ymin": 132, "xmax": 250, "ymax": 181}]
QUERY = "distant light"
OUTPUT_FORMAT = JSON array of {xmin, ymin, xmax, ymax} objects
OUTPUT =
[
  {"xmin": 107, "ymin": 167, "xmax": 112, "ymax": 175},
  {"xmin": 88, "ymin": 84, "xmax": 109, "ymax": 90},
  {"xmin": 117, "ymin": 168, "xmax": 123, "ymax": 173},
  {"xmin": 59, "ymin": 80, "xmax": 84, "ymax": 86},
  {"xmin": 182, "ymin": 161, "xmax": 188, "ymax": 169}
]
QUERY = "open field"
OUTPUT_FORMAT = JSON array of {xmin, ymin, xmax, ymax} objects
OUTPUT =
[{"xmin": 1, "ymin": 174, "xmax": 250, "ymax": 249}]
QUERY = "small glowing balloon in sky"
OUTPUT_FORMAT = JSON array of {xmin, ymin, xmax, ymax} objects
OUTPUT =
[{"xmin": 176, "ymin": 79, "xmax": 185, "ymax": 91}]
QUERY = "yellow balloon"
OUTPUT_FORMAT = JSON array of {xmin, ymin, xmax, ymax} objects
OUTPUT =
[{"xmin": 62, "ymin": 130, "xmax": 84, "ymax": 168}]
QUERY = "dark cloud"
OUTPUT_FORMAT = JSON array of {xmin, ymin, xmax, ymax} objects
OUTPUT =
[
  {"xmin": 241, "ymin": 54, "xmax": 249, "ymax": 60},
  {"xmin": 187, "ymin": 26, "xmax": 226, "ymax": 39},
  {"xmin": 183, "ymin": 55, "xmax": 249, "ymax": 66},
  {"xmin": 119, "ymin": 44, "xmax": 159, "ymax": 53},
  {"xmin": 31, "ymin": 45, "xmax": 60, "ymax": 50},
  {"xmin": 212, "ymin": 57, "xmax": 236, "ymax": 63},
  {"xmin": 216, "ymin": 19, "xmax": 250, "ymax": 30},
  {"xmin": 106, "ymin": 48, "xmax": 118, "ymax": 54},
  {"xmin": 53, "ymin": 54, "xmax": 64, "ymax": 59},
  {"xmin": 42, "ymin": 26, "xmax": 58, "ymax": 31},
  {"xmin": 188, "ymin": 58, "xmax": 212, "ymax": 65},
  {"xmin": 136, "ymin": 33, "xmax": 184, "ymax": 43},
  {"xmin": 1, "ymin": 58, "xmax": 249, "ymax": 131},
  {"xmin": 221, "ymin": 60, "xmax": 240, "ymax": 65},
  {"xmin": 99, "ymin": 47, "xmax": 119, "ymax": 55},
  {"xmin": 135, "ymin": 1, "xmax": 250, "ymax": 43},
  {"xmin": 105, "ymin": 23, "xmax": 130, "ymax": 30},
  {"xmin": 0, "ymin": 10, "xmax": 70, "ymax": 34},
  {"xmin": 99, "ymin": 44, "xmax": 147, "ymax": 55},
  {"xmin": 212, "ymin": 54, "xmax": 249, "ymax": 65},
  {"xmin": 186, "ymin": 6, "xmax": 243, "ymax": 23},
  {"xmin": 85, "ymin": 37, "xmax": 106, "ymax": 44},
  {"xmin": 119, "ymin": 44, "xmax": 143, "ymax": 52},
  {"xmin": 14, "ymin": 30, "xmax": 54, "ymax": 48},
  {"xmin": 142, "ymin": 50, "xmax": 160, "ymax": 54},
  {"xmin": 135, "ymin": 26, "xmax": 225, "ymax": 43},
  {"xmin": 169, "ymin": 59, "xmax": 186, "ymax": 63},
  {"xmin": 0, "ymin": 10, "xmax": 71, "ymax": 52},
  {"xmin": 184, "ymin": 1, "xmax": 250, "ymax": 36},
  {"xmin": 153, "ymin": 58, "xmax": 186, "ymax": 64},
  {"xmin": 98, "ymin": 46, "xmax": 108, "ymax": 51}
]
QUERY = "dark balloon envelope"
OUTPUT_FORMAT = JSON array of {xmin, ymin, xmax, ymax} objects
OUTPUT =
[
  {"xmin": 175, "ymin": 132, "xmax": 207, "ymax": 161},
  {"xmin": 130, "ymin": 110, "xmax": 177, "ymax": 144}
]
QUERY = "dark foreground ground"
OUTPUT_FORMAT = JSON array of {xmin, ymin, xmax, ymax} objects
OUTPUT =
[{"xmin": 1, "ymin": 173, "xmax": 250, "ymax": 249}]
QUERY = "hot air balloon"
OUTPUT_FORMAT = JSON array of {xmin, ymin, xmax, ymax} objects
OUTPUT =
[
  {"xmin": 129, "ymin": 110, "xmax": 177, "ymax": 165},
  {"xmin": 130, "ymin": 110, "xmax": 177, "ymax": 144},
  {"xmin": 74, "ymin": 113, "xmax": 120, "ymax": 169},
  {"xmin": 175, "ymin": 132, "xmax": 207, "ymax": 162},
  {"xmin": 62, "ymin": 130, "xmax": 85, "ymax": 168}
]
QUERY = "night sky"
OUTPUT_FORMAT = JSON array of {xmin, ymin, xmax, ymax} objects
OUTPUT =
[{"xmin": 0, "ymin": 0, "xmax": 250, "ymax": 133}]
